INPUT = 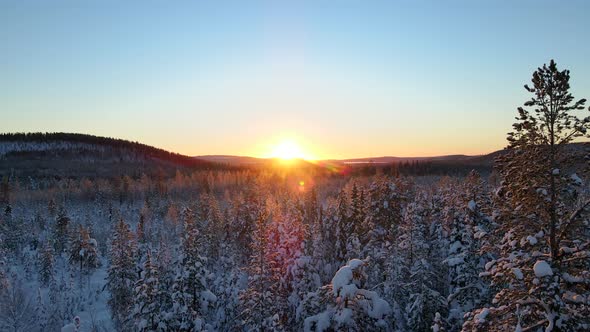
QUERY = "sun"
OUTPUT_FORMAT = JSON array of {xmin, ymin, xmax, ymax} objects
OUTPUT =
[{"xmin": 270, "ymin": 140, "xmax": 307, "ymax": 160}]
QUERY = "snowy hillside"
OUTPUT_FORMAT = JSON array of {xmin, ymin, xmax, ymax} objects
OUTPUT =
[{"xmin": 0, "ymin": 133, "xmax": 216, "ymax": 179}]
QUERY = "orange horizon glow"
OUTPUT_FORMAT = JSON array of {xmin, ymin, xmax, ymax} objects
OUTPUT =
[
  {"xmin": 259, "ymin": 136, "xmax": 320, "ymax": 161},
  {"xmin": 159, "ymin": 136, "xmax": 504, "ymax": 161},
  {"xmin": 269, "ymin": 140, "xmax": 308, "ymax": 160},
  {"xmin": 119, "ymin": 130, "xmax": 507, "ymax": 161}
]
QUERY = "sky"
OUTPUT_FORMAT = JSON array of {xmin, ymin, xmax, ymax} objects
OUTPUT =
[{"xmin": 1, "ymin": 0, "xmax": 590, "ymax": 159}]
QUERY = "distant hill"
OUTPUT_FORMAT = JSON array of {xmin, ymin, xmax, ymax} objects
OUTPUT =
[
  {"xmin": 197, "ymin": 155, "xmax": 264, "ymax": 165},
  {"xmin": 197, "ymin": 155, "xmax": 328, "ymax": 174},
  {"xmin": 194, "ymin": 152, "xmax": 502, "ymax": 176},
  {"xmin": 197, "ymin": 144, "xmax": 589, "ymax": 177},
  {"xmin": 330, "ymin": 154, "xmax": 484, "ymax": 164},
  {"xmin": 197, "ymin": 152, "xmax": 500, "ymax": 168},
  {"xmin": 0, "ymin": 132, "xmax": 215, "ymax": 178}
]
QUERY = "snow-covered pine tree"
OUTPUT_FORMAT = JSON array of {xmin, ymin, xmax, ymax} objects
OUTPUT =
[
  {"xmin": 53, "ymin": 207, "xmax": 70, "ymax": 253},
  {"xmin": 0, "ymin": 276, "xmax": 36, "ymax": 332},
  {"xmin": 204, "ymin": 193, "xmax": 224, "ymax": 261},
  {"xmin": 167, "ymin": 207, "xmax": 215, "ymax": 331},
  {"xmin": 68, "ymin": 224, "xmax": 99, "ymax": 274},
  {"xmin": 303, "ymin": 259, "xmax": 392, "ymax": 331},
  {"xmin": 137, "ymin": 212, "xmax": 147, "ymax": 246},
  {"xmin": 316, "ymin": 197, "xmax": 339, "ymax": 282},
  {"xmin": 444, "ymin": 205, "xmax": 478, "ymax": 330},
  {"xmin": 0, "ymin": 205, "xmax": 24, "ymax": 254},
  {"xmin": 239, "ymin": 209, "xmax": 285, "ymax": 331},
  {"xmin": 440, "ymin": 171, "xmax": 491, "ymax": 330},
  {"xmin": 47, "ymin": 198, "xmax": 57, "ymax": 217},
  {"xmin": 405, "ymin": 257, "xmax": 447, "ymax": 332},
  {"xmin": 398, "ymin": 197, "xmax": 428, "ymax": 281},
  {"xmin": 132, "ymin": 250, "xmax": 162, "ymax": 331},
  {"xmin": 303, "ymin": 187, "xmax": 320, "ymax": 251},
  {"xmin": 211, "ymin": 237, "xmax": 241, "ymax": 330},
  {"xmin": 425, "ymin": 185, "xmax": 449, "ymax": 299},
  {"xmin": 350, "ymin": 182, "xmax": 367, "ymax": 247},
  {"xmin": 291, "ymin": 252, "xmax": 322, "ymax": 330},
  {"xmin": 465, "ymin": 60, "xmax": 590, "ymax": 331},
  {"xmin": 0, "ymin": 176, "xmax": 9, "ymax": 209},
  {"xmin": 38, "ymin": 242, "xmax": 54, "ymax": 286},
  {"xmin": 398, "ymin": 192, "xmax": 447, "ymax": 332},
  {"xmin": 35, "ymin": 287, "xmax": 48, "ymax": 331},
  {"xmin": 363, "ymin": 177, "xmax": 409, "ymax": 330},
  {"xmin": 106, "ymin": 218, "xmax": 137, "ymax": 329},
  {"xmin": 334, "ymin": 189, "xmax": 350, "ymax": 264},
  {"xmin": 278, "ymin": 195, "xmax": 322, "ymax": 329},
  {"xmin": 162, "ymin": 203, "xmax": 180, "ymax": 246},
  {"xmin": 155, "ymin": 235, "xmax": 175, "ymax": 324},
  {"xmin": 47, "ymin": 274, "xmax": 64, "ymax": 330},
  {"xmin": 0, "ymin": 238, "xmax": 5, "ymax": 292},
  {"xmin": 232, "ymin": 185, "xmax": 262, "ymax": 263},
  {"xmin": 301, "ymin": 186, "xmax": 330, "ymax": 288},
  {"xmin": 365, "ymin": 177, "xmax": 404, "ymax": 260}
]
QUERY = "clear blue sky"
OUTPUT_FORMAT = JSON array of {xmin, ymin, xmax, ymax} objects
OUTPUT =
[{"xmin": 1, "ymin": 0, "xmax": 589, "ymax": 159}]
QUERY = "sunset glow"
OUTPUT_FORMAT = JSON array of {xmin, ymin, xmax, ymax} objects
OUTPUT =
[
  {"xmin": 270, "ymin": 140, "xmax": 310, "ymax": 160},
  {"xmin": 1, "ymin": 2, "xmax": 589, "ymax": 159}
]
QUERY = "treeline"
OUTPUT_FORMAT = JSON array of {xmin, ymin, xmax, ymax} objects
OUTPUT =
[{"xmin": 352, "ymin": 159, "xmax": 494, "ymax": 177}]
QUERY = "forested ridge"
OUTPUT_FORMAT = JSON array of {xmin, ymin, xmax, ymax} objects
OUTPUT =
[{"xmin": 0, "ymin": 132, "xmax": 211, "ymax": 168}]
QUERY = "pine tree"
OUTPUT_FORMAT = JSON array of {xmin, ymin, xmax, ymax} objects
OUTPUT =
[
  {"xmin": 365, "ymin": 177, "xmax": 405, "ymax": 285},
  {"xmin": 35, "ymin": 287, "xmax": 48, "ymax": 332},
  {"xmin": 347, "ymin": 184, "xmax": 364, "ymax": 259},
  {"xmin": 106, "ymin": 218, "xmax": 137, "ymax": 329},
  {"xmin": 350, "ymin": 183, "xmax": 367, "ymax": 239},
  {"xmin": 366, "ymin": 177, "xmax": 409, "ymax": 330},
  {"xmin": 303, "ymin": 259, "xmax": 392, "ymax": 331},
  {"xmin": 0, "ymin": 238, "xmax": 6, "ymax": 292},
  {"xmin": 53, "ymin": 207, "xmax": 70, "ymax": 253},
  {"xmin": 47, "ymin": 275, "xmax": 64, "ymax": 330},
  {"xmin": 0, "ymin": 176, "xmax": 9, "ymax": 208},
  {"xmin": 211, "ymin": 239, "xmax": 241, "ymax": 330},
  {"xmin": 238, "ymin": 184, "xmax": 266, "ymax": 262},
  {"xmin": 155, "ymin": 236, "xmax": 175, "ymax": 326},
  {"xmin": 466, "ymin": 60, "xmax": 590, "ymax": 331},
  {"xmin": 47, "ymin": 198, "xmax": 57, "ymax": 217},
  {"xmin": 276, "ymin": 195, "xmax": 321, "ymax": 328},
  {"xmin": 38, "ymin": 242, "xmax": 54, "ymax": 286},
  {"xmin": 398, "ymin": 193, "xmax": 447, "ymax": 332},
  {"xmin": 405, "ymin": 258, "xmax": 447, "ymax": 332},
  {"xmin": 137, "ymin": 212, "xmax": 147, "ymax": 246},
  {"xmin": 68, "ymin": 224, "xmax": 99, "ymax": 274},
  {"xmin": 167, "ymin": 209, "xmax": 215, "ymax": 331},
  {"xmin": 204, "ymin": 193, "xmax": 224, "ymax": 260},
  {"xmin": 443, "ymin": 172, "xmax": 490, "ymax": 330},
  {"xmin": 303, "ymin": 187, "xmax": 328, "ymax": 267},
  {"xmin": 399, "ymin": 198, "xmax": 429, "ymax": 277},
  {"xmin": 0, "ymin": 205, "xmax": 24, "ymax": 254},
  {"xmin": 132, "ymin": 250, "xmax": 162, "ymax": 331},
  {"xmin": 334, "ymin": 189, "xmax": 350, "ymax": 264},
  {"xmin": 239, "ymin": 210, "xmax": 285, "ymax": 331},
  {"xmin": 3, "ymin": 203, "xmax": 11, "ymax": 220},
  {"xmin": 0, "ymin": 276, "xmax": 36, "ymax": 332}
]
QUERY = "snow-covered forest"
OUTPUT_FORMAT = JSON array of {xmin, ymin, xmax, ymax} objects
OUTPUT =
[{"xmin": 1, "ymin": 61, "xmax": 590, "ymax": 332}]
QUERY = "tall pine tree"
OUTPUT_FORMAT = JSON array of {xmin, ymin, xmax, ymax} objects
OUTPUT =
[
  {"xmin": 106, "ymin": 218, "xmax": 137, "ymax": 329},
  {"xmin": 466, "ymin": 60, "xmax": 590, "ymax": 331}
]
